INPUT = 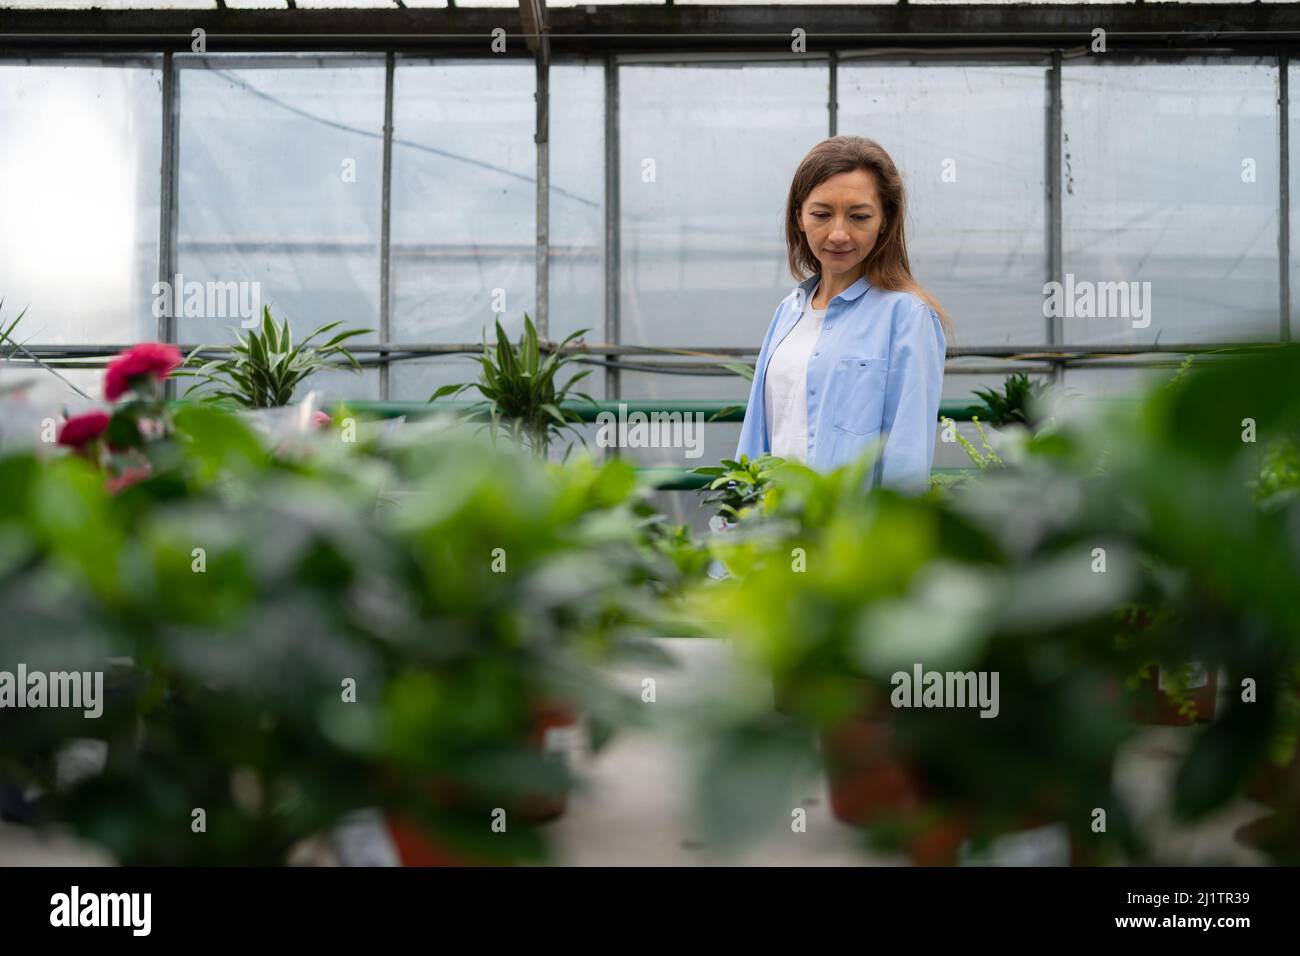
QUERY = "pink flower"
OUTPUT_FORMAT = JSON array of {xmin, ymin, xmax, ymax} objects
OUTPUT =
[
  {"xmin": 57, "ymin": 411, "xmax": 111, "ymax": 449},
  {"xmin": 104, "ymin": 343, "xmax": 183, "ymax": 402},
  {"xmin": 312, "ymin": 410, "xmax": 332, "ymax": 429},
  {"xmin": 105, "ymin": 465, "xmax": 152, "ymax": 495}
]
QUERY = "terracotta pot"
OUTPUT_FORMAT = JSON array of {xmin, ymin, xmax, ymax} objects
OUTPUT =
[
  {"xmin": 819, "ymin": 678, "xmax": 1098, "ymax": 866},
  {"xmin": 515, "ymin": 703, "xmax": 580, "ymax": 824},
  {"xmin": 384, "ymin": 815, "xmax": 492, "ymax": 867},
  {"xmin": 386, "ymin": 701, "xmax": 579, "ymax": 866},
  {"xmin": 820, "ymin": 719, "xmax": 1084, "ymax": 865},
  {"xmin": 820, "ymin": 718, "xmax": 922, "ymax": 826}
]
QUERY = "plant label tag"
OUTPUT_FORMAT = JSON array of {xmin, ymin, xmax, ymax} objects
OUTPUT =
[
  {"xmin": 543, "ymin": 725, "xmax": 579, "ymax": 761},
  {"xmin": 331, "ymin": 808, "xmax": 400, "ymax": 867},
  {"xmin": 959, "ymin": 822, "xmax": 1070, "ymax": 867}
]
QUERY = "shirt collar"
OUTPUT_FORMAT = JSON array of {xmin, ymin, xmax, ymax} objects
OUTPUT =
[{"xmin": 795, "ymin": 272, "xmax": 872, "ymax": 313}]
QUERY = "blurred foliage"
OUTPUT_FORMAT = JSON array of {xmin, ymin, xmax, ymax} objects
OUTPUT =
[
  {"xmin": 0, "ymin": 403, "xmax": 702, "ymax": 864},
  {"xmin": 688, "ymin": 345, "xmax": 1300, "ymax": 864},
  {"xmin": 8, "ymin": 340, "xmax": 1300, "ymax": 866}
]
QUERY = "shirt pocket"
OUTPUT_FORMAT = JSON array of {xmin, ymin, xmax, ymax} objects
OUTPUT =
[{"xmin": 830, "ymin": 356, "xmax": 888, "ymax": 438}]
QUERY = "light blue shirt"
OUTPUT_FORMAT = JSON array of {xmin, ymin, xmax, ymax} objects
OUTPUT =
[{"xmin": 735, "ymin": 272, "xmax": 947, "ymax": 493}]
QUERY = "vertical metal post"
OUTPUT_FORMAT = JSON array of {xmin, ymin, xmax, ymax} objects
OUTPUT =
[
  {"xmin": 828, "ymin": 49, "xmax": 837, "ymax": 137},
  {"xmin": 158, "ymin": 51, "xmax": 180, "ymax": 396},
  {"xmin": 604, "ymin": 56, "xmax": 620, "ymax": 454},
  {"xmin": 536, "ymin": 52, "xmax": 550, "ymax": 340},
  {"xmin": 379, "ymin": 52, "xmax": 395, "ymax": 399},
  {"xmin": 1047, "ymin": 51, "xmax": 1064, "ymax": 383},
  {"xmin": 1280, "ymin": 53, "xmax": 1291, "ymax": 343}
]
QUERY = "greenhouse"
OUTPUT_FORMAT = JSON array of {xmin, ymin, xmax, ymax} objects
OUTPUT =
[{"xmin": 0, "ymin": 0, "xmax": 1298, "ymax": 898}]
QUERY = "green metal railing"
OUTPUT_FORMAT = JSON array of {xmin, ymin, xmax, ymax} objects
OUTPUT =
[
  {"xmin": 319, "ymin": 398, "xmax": 993, "ymax": 490},
  {"xmin": 326, "ymin": 398, "xmax": 989, "ymax": 424}
]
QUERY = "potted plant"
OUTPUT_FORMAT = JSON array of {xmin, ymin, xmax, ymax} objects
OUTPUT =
[
  {"xmin": 1, "ymin": 390, "xmax": 675, "ymax": 865},
  {"xmin": 175, "ymin": 306, "xmax": 370, "ymax": 409},
  {"xmin": 689, "ymin": 344, "xmax": 1300, "ymax": 865},
  {"xmin": 428, "ymin": 314, "xmax": 596, "ymax": 460}
]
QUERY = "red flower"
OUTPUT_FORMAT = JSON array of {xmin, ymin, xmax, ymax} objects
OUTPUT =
[
  {"xmin": 104, "ymin": 343, "xmax": 183, "ymax": 402},
  {"xmin": 105, "ymin": 465, "xmax": 152, "ymax": 495},
  {"xmin": 57, "ymin": 410, "xmax": 111, "ymax": 449}
]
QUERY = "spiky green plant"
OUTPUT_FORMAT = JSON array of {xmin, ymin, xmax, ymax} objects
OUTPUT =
[
  {"xmin": 429, "ymin": 314, "xmax": 596, "ymax": 459},
  {"xmin": 175, "ymin": 306, "xmax": 370, "ymax": 408},
  {"xmin": 965, "ymin": 372, "xmax": 1046, "ymax": 428}
]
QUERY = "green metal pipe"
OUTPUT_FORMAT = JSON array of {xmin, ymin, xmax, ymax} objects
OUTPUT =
[{"xmin": 323, "ymin": 398, "xmax": 992, "ymax": 423}]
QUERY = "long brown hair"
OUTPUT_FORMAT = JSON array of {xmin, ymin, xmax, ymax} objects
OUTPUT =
[{"xmin": 784, "ymin": 135, "xmax": 953, "ymax": 342}]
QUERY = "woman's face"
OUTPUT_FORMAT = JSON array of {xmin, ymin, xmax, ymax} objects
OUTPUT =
[{"xmin": 797, "ymin": 168, "xmax": 887, "ymax": 281}]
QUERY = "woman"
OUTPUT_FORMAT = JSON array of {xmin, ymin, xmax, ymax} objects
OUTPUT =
[{"xmin": 736, "ymin": 136, "xmax": 952, "ymax": 494}]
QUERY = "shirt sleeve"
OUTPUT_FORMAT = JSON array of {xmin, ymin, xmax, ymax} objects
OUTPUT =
[
  {"xmin": 734, "ymin": 301, "xmax": 784, "ymax": 462},
  {"xmin": 876, "ymin": 301, "xmax": 947, "ymax": 494}
]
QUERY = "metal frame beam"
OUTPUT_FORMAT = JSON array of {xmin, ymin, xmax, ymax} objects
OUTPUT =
[
  {"xmin": 5, "ymin": 6, "xmax": 1300, "ymax": 55},
  {"xmin": 379, "ymin": 51, "xmax": 395, "ymax": 399},
  {"xmin": 157, "ymin": 50, "xmax": 180, "ymax": 396},
  {"xmin": 1282, "ymin": 53, "xmax": 1292, "ymax": 344}
]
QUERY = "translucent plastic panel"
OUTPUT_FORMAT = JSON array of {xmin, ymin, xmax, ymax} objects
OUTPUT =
[
  {"xmin": 176, "ymin": 60, "xmax": 385, "ymax": 363},
  {"xmin": 548, "ymin": 62, "xmax": 606, "ymax": 350},
  {"xmin": 618, "ymin": 62, "xmax": 829, "ymax": 351},
  {"xmin": 393, "ymin": 62, "xmax": 605, "ymax": 403},
  {"xmin": 0, "ymin": 1, "xmax": 213, "ymax": 8},
  {"xmin": 838, "ymin": 63, "xmax": 1049, "ymax": 347},
  {"xmin": 0, "ymin": 61, "xmax": 161, "ymax": 345},
  {"xmin": 389, "ymin": 58, "xmax": 536, "ymax": 386},
  {"xmin": 1060, "ymin": 363, "xmax": 1179, "ymax": 400},
  {"xmin": 1061, "ymin": 60, "xmax": 1280, "ymax": 346}
]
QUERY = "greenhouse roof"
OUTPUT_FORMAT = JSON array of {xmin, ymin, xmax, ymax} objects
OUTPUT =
[
  {"xmin": 4, "ymin": 0, "xmax": 1300, "ymax": 7},
  {"xmin": 2, "ymin": 0, "xmax": 1298, "ymax": 6},
  {"xmin": 2, "ymin": 1, "xmax": 1297, "ymax": 54}
]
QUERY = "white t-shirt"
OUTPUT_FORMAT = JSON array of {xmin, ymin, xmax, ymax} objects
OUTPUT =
[{"xmin": 765, "ymin": 281, "xmax": 828, "ymax": 462}]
